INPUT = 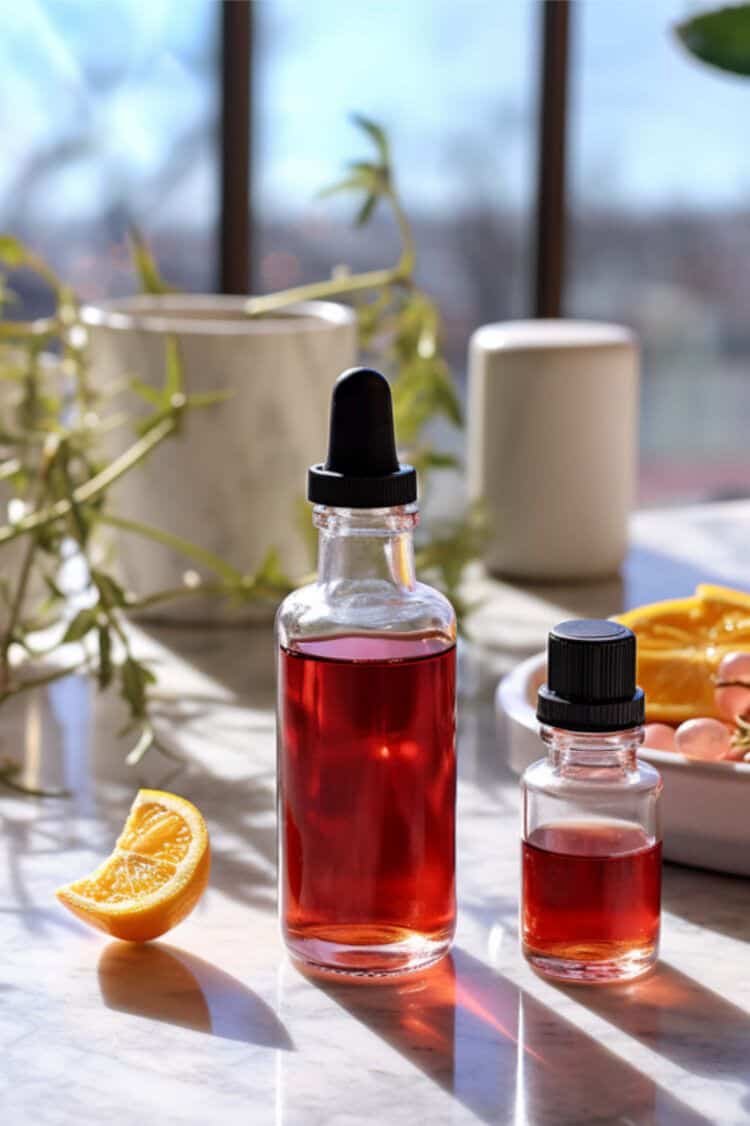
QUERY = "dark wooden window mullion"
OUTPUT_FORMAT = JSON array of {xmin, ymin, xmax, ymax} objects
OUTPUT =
[
  {"xmin": 532, "ymin": 0, "xmax": 572, "ymax": 318},
  {"xmin": 219, "ymin": 0, "xmax": 253, "ymax": 294}
]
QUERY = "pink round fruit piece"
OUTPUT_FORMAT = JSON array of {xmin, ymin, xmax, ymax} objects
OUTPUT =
[
  {"xmin": 717, "ymin": 651, "xmax": 750, "ymax": 683},
  {"xmin": 714, "ymin": 651, "xmax": 750, "ymax": 723},
  {"xmin": 674, "ymin": 717, "xmax": 732, "ymax": 761},
  {"xmin": 714, "ymin": 684, "xmax": 750, "ymax": 724},
  {"xmin": 642, "ymin": 723, "xmax": 676, "ymax": 752}
]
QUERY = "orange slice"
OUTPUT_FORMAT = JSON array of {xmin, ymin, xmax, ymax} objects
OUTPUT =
[
  {"xmin": 634, "ymin": 648, "xmax": 718, "ymax": 724},
  {"xmin": 56, "ymin": 789, "xmax": 210, "ymax": 942},
  {"xmin": 615, "ymin": 595, "xmax": 703, "ymax": 650},
  {"xmin": 615, "ymin": 585, "xmax": 750, "ymax": 723},
  {"xmin": 696, "ymin": 584, "xmax": 750, "ymax": 641}
]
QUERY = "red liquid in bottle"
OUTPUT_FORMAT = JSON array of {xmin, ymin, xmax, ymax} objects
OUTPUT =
[
  {"xmin": 279, "ymin": 634, "xmax": 456, "ymax": 973},
  {"xmin": 522, "ymin": 821, "xmax": 661, "ymax": 980}
]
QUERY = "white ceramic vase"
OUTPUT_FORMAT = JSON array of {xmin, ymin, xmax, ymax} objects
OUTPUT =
[
  {"xmin": 467, "ymin": 319, "xmax": 639, "ymax": 581},
  {"xmin": 82, "ymin": 296, "xmax": 358, "ymax": 620}
]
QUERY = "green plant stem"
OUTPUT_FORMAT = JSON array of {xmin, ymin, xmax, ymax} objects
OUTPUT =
[
  {"xmin": 0, "ymin": 317, "xmax": 57, "ymax": 341},
  {"xmin": 1, "ymin": 534, "xmax": 37, "ymax": 687},
  {"xmin": 99, "ymin": 512, "xmax": 245, "ymax": 585},
  {"xmin": 0, "ymin": 657, "xmax": 89, "ymax": 704},
  {"xmin": 0, "ymin": 447, "xmax": 58, "ymax": 686},
  {"xmin": 125, "ymin": 582, "xmax": 230, "ymax": 612},
  {"xmin": 57, "ymin": 453, "xmax": 131, "ymax": 656},
  {"xmin": 245, "ymin": 265, "xmax": 405, "ymax": 316},
  {"xmin": 245, "ymin": 190, "xmax": 415, "ymax": 317},
  {"xmin": 0, "ymin": 415, "xmax": 176, "ymax": 546},
  {"xmin": 0, "ymin": 763, "xmax": 70, "ymax": 798}
]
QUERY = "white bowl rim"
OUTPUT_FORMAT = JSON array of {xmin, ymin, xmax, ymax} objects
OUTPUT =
[
  {"xmin": 81, "ymin": 295, "xmax": 356, "ymax": 336},
  {"xmin": 497, "ymin": 649, "xmax": 750, "ymax": 780}
]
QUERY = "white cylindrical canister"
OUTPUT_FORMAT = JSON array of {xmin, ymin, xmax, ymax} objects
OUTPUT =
[
  {"xmin": 467, "ymin": 320, "xmax": 639, "ymax": 580},
  {"xmin": 82, "ymin": 296, "xmax": 358, "ymax": 620}
]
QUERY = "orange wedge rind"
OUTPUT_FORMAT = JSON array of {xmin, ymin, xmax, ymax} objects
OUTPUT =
[{"xmin": 56, "ymin": 789, "xmax": 210, "ymax": 943}]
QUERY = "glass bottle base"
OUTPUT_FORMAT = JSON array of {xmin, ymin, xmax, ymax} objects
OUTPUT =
[
  {"xmin": 523, "ymin": 939, "xmax": 658, "ymax": 984},
  {"xmin": 284, "ymin": 924, "xmax": 454, "ymax": 979}
]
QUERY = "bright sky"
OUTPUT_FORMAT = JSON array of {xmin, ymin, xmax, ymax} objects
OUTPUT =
[{"xmin": 1, "ymin": 0, "xmax": 749, "ymax": 229}]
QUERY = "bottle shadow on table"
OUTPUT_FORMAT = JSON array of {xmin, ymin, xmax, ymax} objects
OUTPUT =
[
  {"xmin": 302, "ymin": 946, "xmax": 711, "ymax": 1126},
  {"xmin": 98, "ymin": 940, "xmax": 293, "ymax": 1050},
  {"xmin": 553, "ymin": 959, "xmax": 750, "ymax": 1118}
]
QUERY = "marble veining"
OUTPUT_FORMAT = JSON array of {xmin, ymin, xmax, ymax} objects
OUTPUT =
[{"xmin": 2, "ymin": 506, "xmax": 750, "ymax": 1125}]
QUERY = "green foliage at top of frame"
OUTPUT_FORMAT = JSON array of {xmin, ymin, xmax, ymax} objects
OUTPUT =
[{"xmin": 676, "ymin": 4, "xmax": 750, "ymax": 76}]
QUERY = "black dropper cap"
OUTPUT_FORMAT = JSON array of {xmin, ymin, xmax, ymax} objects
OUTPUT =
[
  {"xmin": 536, "ymin": 619, "xmax": 645, "ymax": 732},
  {"xmin": 308, "ymin": 367, "xmax": 417, "ymax": 508}
]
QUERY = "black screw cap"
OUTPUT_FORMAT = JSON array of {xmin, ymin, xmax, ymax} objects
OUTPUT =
[
  {"xmin": 537, "ymin": 619, "xmax": 645, "ymax": 732},
  {"xmin": 308, "ymin": 367, "xmax": 417, "ymax": 508}
]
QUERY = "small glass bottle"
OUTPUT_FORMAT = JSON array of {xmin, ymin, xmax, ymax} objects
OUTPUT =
[
  {"xmin": 521, "ymin": 620, "xmax": 662, "ymax": 984},
  {"xmin": 276, "ymin": 367, "xmax": 456, "ymax": 977}
]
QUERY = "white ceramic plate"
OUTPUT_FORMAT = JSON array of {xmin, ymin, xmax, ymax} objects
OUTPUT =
[{"xmin": 496, "ymin": 652, "xmax": 750, "ymax": 877}]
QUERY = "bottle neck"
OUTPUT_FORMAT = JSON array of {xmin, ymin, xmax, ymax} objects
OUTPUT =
[
  {"xmin": 541, "ymin": 725, "xmax": 643, "ymax": 773},
  {"xmin": 314, "ymin": 504, "xmax": 418, "ymax": 590}
]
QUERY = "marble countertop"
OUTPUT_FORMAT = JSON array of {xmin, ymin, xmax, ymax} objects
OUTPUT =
[{"xmin": 2, "ymin": 501, "xmax": 750, "ymax": 1126}]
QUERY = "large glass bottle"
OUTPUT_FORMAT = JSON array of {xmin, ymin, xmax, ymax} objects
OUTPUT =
[
  {"xmin": 521, "ymin": 620, "xmax": 662, "ymax": 983},
  {"xmin": 276, "ymin": 368, "xmax": 457, "ymax": 977}
]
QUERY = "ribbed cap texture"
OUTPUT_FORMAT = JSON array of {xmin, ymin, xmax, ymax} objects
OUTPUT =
[
  {"xmin": 537, "ymin": 619, "xmax": 645, "ymax": 732},
  {"xmin": 548, "ymin": 620, "xmax": 636, "ymax": 701}
]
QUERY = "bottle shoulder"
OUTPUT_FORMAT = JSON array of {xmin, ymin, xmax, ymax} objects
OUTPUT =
[
  {"xmin": 522, "ymin": 753, "xmax": 662, "ymax": 795},
  {"xmin": 276, "ymin": 578, "xmax": 456, "ymax": 646}
]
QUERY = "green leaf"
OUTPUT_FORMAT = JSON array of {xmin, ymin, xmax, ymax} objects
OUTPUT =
[
  {"xmin": 233, "ymin": 546, "xmax": 293, "ymax": 604},
  {"xmin": 414, "ymin": 503, "xmax": 488, "ymax": 620},
  {"xmin": 61, "ymin": 608, "xmax": 98, "ymax": 643},
  {"xmin": 91, "ymin": 568, "xmax": 127, "ymax": 608},
  {"xmin": 0, "ymin": 235, "xmax": 29, "ymax": 269},
  {"xmin": 185, "ymin": 389, "xmax": 234, "ymax": 409},
  {"xmin": 356, "ymin": 193, "xmax": 379, "ymax": 227},
  {"xmin": 317, "ymin": 171, "xmax": 380, "ymax": 200},
  {"xmin": 675, "ymin": 4, "xmax": 750, "ymax": 76},
  {"xmin": 129, "ymin": 227, "xmax": 174, "ymax": 295},
  {"xmin": 97, "ymin": 625, "xmax": 112, "ymax": 689},
  {"xmin": 0, "ymin": 275, "xmax": 18, "ymax": 312},
  {"xmin": 347, "ymin": 160, "xmax": 379, "ymax": 175},
  {"xmin": 411, "ymin": 449, "xmax": 461, "ymax": 473},
  {"xmin": 255, "ymin": 546, "xmax": 291, "ymax": 589},
  {"xmin": 120, "ymin": 657, "xmax": 150, "ymax": 717},
  {"xmin": 57, "ymin": 286, "xmax": 79, "ymax": 325},
  {"xmin": 352, "ymin": 114, "xmax": 390, "ymax": 165},
  {"xmin": 42, "ymin": 573, "xmax": 65, "ymax": 601},
  {"xmin": 129, "ymin": 376, "xmax": 163, "ymax": 406},
  {"xmin": 392, "ymin": 355, "xmax": 463, "ymax": 445}
]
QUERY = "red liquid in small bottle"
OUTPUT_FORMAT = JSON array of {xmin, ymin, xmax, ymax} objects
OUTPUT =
[
  {"xmin": 522, "ymin": 821, "xmax": 661, "ymax": 980},
  {"xmin": 279, "ymin": 635, "xmax": 456, "ymax": 973}
]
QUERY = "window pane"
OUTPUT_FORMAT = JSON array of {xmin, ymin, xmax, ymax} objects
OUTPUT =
[
  {"xmin": 256, "ymin": 0, "xmax": 536, "ymax": 379},
  {"xmin": 1, "ymin": 0, "xmax": 218, "ymax": 314},
  {"xmin": 569, "ymin": 0, "xmax": 750, "ymax": 504}
]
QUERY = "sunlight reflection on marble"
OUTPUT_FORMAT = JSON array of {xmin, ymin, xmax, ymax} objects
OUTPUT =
[{"xmin": 3, "ymin": 509, "xmax": 750, "ymax": 1124}]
